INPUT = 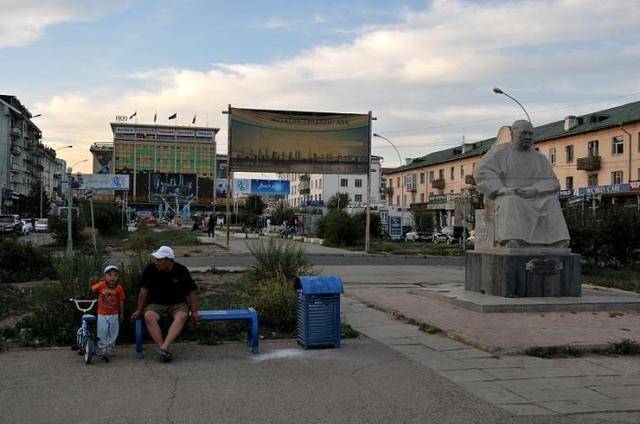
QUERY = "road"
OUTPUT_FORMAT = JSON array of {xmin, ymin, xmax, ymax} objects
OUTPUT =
[
  {"xmin": 177, "ymin": 253, "xmax": 464, "ymax": 268},
  {"xmin": 19, "ymin": 231, "xmax": 54, "ymax": 246}
]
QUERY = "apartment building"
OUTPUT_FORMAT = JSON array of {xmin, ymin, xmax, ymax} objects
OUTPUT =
[
  {"xmin": 281, "ymin": 156, "xmax": 383, "ymax": 210},
  {"xmin": 384, "ymin": 100, "xmax": 640, "ymax": 227},
  {"xmin": 0, "ymin": 95, "xmax": 63, "ymax": 214}
]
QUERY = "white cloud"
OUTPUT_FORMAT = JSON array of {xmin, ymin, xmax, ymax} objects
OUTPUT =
[
  {"xmin": 0, "ymin": 0, "xmax": 132, "ymax": 48},
  {"xmin": 34, "ymin": 0, "xmax": 640, "ymax": 171}
]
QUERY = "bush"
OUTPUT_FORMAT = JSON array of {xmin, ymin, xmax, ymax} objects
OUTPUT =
[
  {"xmin": 247, "ymin": 271, "xmax": 297, "ymax": 335},
  {"xmin": 350, "ymin": 211, "xmax": 381, "ymax": 240},
  {"xmin": 91, "ymin": 202, "xmax": 122, "ymax": 236},
  {"xmin": 322, "ymin": 209, "xmax": 358, "ymax": 246},
  {"xmin": 565, "ymin": 208, "xmax": 640, "ymax": 267},
  {"xmin": 412, "ymin": 209, "xmax": 435, "ymax": 234},
  {"xmin": 17, "ymin": 253, "xmax": 105, "ymax": 346},
  {"xmin": 0, "ymin": 238, "xmax": 56, "ymax": 283},
  {"xmin": 49, "ymin": 214, "xmax": 84, "ymax": 247},
  {"xmin": 246, "ymin": 238, "xmax": 314, "ymax": 283}
]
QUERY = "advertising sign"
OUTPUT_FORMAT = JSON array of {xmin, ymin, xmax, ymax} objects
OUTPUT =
[
  {"xmin": 216, "ymin": 178, "xmax": 228, "ymax": 197},
  {"xmin": 389, "ymin": 216, "xmax": 402, "ymax": 239},
  {"xmin": 234, "ymin": 179, "xmax": 251, "ymax": 194},
  {"xmin": 61, "ymin": 174, "xmax": 130, "ymax": 191},
  {"xmin": 250, "ymin": 179, "xmax": 290, "ymax": 196},
  {"xmin": 229, "ymin": 108, "xmax": 370, "ymax": 174},
  {"xmin": 149, "ymin": 173, "xmax": 197, "ymax": 202},
  {"xmin": 576, "ymin": 184, "xmax": 630, "ymax": 196}
]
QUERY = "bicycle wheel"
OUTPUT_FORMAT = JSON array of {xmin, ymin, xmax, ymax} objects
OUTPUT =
[{"xmin": 84, "ymin": 339, "xmax": 94, "ymax": 365}]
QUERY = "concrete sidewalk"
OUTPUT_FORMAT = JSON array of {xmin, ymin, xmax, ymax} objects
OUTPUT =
[
  {"xmin": 0, "ymin": 339, "xmax": 565, "ymax": 424},
  {"xmin": 342, "ymin": 296, "xmax": 640, "ymax": 422}
]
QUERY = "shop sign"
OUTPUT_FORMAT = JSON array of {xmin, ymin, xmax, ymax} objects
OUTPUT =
[{"xmin": 576, "ymin": 184, "xmax": 630, "ymax": 196}]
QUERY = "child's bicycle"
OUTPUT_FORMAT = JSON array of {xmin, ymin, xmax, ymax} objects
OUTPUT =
[{"xmin": 69, "ymin": 298, "xmax": 103, "ymax": 365}]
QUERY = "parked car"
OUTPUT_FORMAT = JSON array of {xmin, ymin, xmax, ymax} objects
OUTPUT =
[
  {"xmin": 34, "ymin": 218, "xmax": 49, "ymax": 232},
  {"xmin": 405, "ymin": 231, "xmax": 433, "ymax": 242},
  {"xmin": 432, "ymin": 232, "xmax": 452, "ymax": 244},
  {"xmin": 0, "ymin": 215, "xmax": 18, "ymax": 234}
]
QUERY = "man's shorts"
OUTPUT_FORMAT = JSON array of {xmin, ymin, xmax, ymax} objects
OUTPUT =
[{"xmin": 144, "ymin": 303, "xmax": 189, "ymax": 318}]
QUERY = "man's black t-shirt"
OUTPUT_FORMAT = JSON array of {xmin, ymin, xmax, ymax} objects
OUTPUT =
[{"xmin": 140, "ymin": 262, "xmax": 198, "ymax": 305}]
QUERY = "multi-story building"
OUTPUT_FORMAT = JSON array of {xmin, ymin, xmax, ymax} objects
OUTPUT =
[
  {"xmin": 90, "ymin": 123, "xmax": 220, "ymax": 207},
  {"xmin": 384, "ymin": 100, "xmax": 640, "ymax": 228},
  {"xmin": 0, "ymin": 95, "xmax": 62, "ymax": 214},
  {"xmin": 281, "ymin": 156, "xmax": 383, "ymax": 210}
]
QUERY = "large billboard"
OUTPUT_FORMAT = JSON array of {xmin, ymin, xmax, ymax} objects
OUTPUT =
[
  {"xmin": 149, "ymin": 173, "xmax": 197, "ymax": 202},
  {"xmin": 61, "ymin": 174, "xmax": 130, "ymax": 191},
  {"xmin": 229, "ymin": 108, "xmax": 370, "ymax": 174},
  {"xmin": 233, "ymin": 179, "xmax": 290, "ymax": 196}
]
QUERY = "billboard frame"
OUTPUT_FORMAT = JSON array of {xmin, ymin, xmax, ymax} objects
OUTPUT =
[{"xmin": 223, "ymin": 105, "xmax": 373, "ymax": 252}]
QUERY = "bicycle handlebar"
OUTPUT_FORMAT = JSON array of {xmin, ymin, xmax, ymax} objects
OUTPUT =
[{"xmin": 69, "ymin": 298, "xmax": 97, "ymax": 313}]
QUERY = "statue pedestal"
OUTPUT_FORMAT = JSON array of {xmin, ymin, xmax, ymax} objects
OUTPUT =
[{"xmin": 465, "ymin": 248, "xmax": 581, "ymax": 297}]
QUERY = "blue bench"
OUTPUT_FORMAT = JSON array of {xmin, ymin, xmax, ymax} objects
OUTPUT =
[{"xmin": 135, "ymin": 308, "xmax": 259, "ymax": 357}]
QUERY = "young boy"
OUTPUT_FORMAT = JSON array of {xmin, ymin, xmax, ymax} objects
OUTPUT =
[{"xmin": 91, "ymin": 265, "xmax": 125, "ymax": 358}]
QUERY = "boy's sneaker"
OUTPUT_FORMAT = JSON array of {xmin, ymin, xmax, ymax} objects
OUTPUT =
[
  {"xmin": 155, "ymin": 348, "xmax": 173, "ymax": 363},
  {"xmin": 106, "ymin": 347, "xmax": 115, "ymax": 357}
]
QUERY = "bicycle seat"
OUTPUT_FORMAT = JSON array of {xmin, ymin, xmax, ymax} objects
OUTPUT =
[{"xmin": 82, "ymin": 314, "xmax": 97, "ymax": 323}]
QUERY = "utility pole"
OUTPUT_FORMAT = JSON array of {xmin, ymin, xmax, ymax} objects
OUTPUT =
[
  {"xmin": 66, "ymin": 169, "xmax": 73, "ymax": 257},
  {"xmin": 87, "ymin": 190, "xmax": 96, "ymax": 252}
]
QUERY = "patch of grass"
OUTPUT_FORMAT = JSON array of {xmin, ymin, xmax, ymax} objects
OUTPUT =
[
  {"xmin": 127, "ymin": 225, "xmax": 200, "ymax": 254},
  {"xmin": 524, "ymin": 346, "xmax": 584, "ymax": 358},
  {"xmin": 0, "ymin": 238, "xmax": 56, "ymax": 284},
  {"xmin": 366, "ymin": 241, "xmax": 464, "ymax": 256},
  {"xmin": 607, "ymin": 339, "xmax": 640, "ymax": 355},
  {"xmin": 419, "ymin": 323, "xmax": 443, "ymax": 335},
  {"xmin": 583, "ymin": 265, "xmax": 640, "ymax": 294},
  {"xmin": 341, "ymin": 323, "xmax": 359, "ymax": 338}
]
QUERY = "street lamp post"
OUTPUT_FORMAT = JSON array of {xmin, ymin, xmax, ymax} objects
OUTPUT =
[
  {"xmin": 41, "ymin": 145, "xmax": 72, "ymax": 219},
  {"xmin": 66, "ymin": 159, "xmax": 87, "ymax": 257},
  {"xmin": 373, "ymin": 133, "xmax": 404, "ymax": 238},
  {"xmin": 492, "ymin": 87, "xmax": 532, "ymax": 124}
]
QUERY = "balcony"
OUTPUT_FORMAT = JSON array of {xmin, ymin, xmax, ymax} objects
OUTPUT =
[
  {"xmin": 431, "ymin": 178, "xmax": 445, "ymax": 190},
  {"xmin": 465, "ymin": 175, "xmax": 476, "ymax": 185},
  {"xmin": 10, "ymin": 165, "xmax": 20, "ymax": 174},
  {"xmin": 576, "ymin": 156, "xmax": 601, "ymax": 171},
  {"xmin": 10, "ymin": 127, "xmax": 21, "ymax": 137},
  {"xmin": 299, "ymin": 188, "xmax": 310, "ymax": 195}
]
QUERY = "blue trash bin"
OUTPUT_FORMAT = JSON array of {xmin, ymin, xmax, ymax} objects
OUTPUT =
[{"xmin": 294, "ymin": 275, "xmax": 343, "ymax": 349}]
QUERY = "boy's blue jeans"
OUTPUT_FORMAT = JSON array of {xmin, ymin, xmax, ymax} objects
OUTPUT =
[{"xmin": 97, "ymin": 314, "xmax": 119, "ymax": 350}]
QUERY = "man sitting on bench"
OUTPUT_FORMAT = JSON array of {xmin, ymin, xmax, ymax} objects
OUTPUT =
[{"xmin": 130, "ymin": 245, "xmax": 199, "ymax": 362}]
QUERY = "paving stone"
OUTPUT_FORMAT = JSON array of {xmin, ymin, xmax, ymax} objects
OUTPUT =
[
  {"xmin": 407, "ymin": 334, "xmax": 470, "ymax": 352},
  {"xmin": 542, "ymin": 398, "xmax": 640, "ymax": 414},
  {"xmin": 461, "ymin": 357, "xmax": 521, "ymax": 369},
  {"xmin": 495, "ymin": 381, "xmax": 611, "ymax": 403},
  {"xmin": 592, "ymin": 385, "xmax": 640, "ymax": 399},
  {"xmin": 446, "ymin": 348, "xmax": 494, "ymax": 360},
  {"xmin": 483, "ymin": 367, "xmax": 538, "ymax": 380},
  {"xmin": 438, "ymin": 369, "xmax": 495, "ymax": 383},
  {"xmin": 458, "ymin": 381, "xmax": 528, "ymax": 405},
  {"xmin": 497, "ymin": 403, "xmax": 555, "ymax": 416},
  {"xmin": 391, "ymin": 344, "xmax": 474, "ymax": 371}
]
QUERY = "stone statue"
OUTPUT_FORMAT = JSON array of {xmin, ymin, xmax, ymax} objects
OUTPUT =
[{"xmin": 473, "ymin": 120, "xmax": 570, "ymax": 248}]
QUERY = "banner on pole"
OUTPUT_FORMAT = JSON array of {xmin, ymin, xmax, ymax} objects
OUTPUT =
[{"xmin": 229, "ymin": 108, "xmax": 370, "ymax": 174}]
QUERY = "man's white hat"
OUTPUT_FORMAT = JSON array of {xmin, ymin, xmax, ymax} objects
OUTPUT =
[{"xmin": 152, "ymin": 246, "xmax": 175, "ymax": 259}]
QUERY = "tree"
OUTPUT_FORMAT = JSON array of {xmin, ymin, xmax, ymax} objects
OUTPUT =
[
  {"xmin": 327, "ymin": 193, "xmax": 350, "ymax": 210},
  {"xmin": 271, "ymin": 200, "xmax": 297, "ymax": 225},
  {"xmin": 412, "ymin": 209, "xmax": 435, "ymax": 234},
  {"xmin": 245, "ymin": 194, "xmax": 265, "ymax": 216},
  {"xmin": 22, "ymin": 181, "xmax": 50, "ymax": 217}
]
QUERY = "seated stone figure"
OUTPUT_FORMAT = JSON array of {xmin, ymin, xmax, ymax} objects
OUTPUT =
[{"xmin": 473, "ymin": 120, "xmax": 570, "ymax": 248}]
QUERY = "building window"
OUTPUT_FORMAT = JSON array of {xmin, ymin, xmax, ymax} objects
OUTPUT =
[
  {"xmin": 588, "ymin": 173, "xmax": 598, "ymax": 187},
  {"xmin": 565, "ymin": 145, "xmax": 574, "ymax": 162},
  {"xmin": 355, "ymin": 178, "xmax": 362, "ymax": 188},
  {"xmin": 565, "ymin": 176, "xmax": 573, "ymax": 190},
  {"xmin": 396, "ymin": 195, "xmax": 400, "ymax": 205},
  {"xmin": 450, "ymin": 167, "xmax": 455, "ymax": 180},
  {"xmin": 588, "ymin": 140, "xmax": 599, "ymax": 157},
  {"xmin": 403, "ymin": 194, "xmax": 407, "ymax": 206},
  {"xmin": 396, "ymin": 177, "xmax": 400, "ymax": 188},
  {"xmin": 612, "ymin": 136, "xmax": 624, "ymax": 155},
  {"xmin": 429, "ymin": 171, "xmax": 434, "ymax": 182},
  {"xmin": 341, "ymin": 178, "xmax": 348, "ymax": 187},
  {"xmin": 439, "ymin": 169, "xmax": 444, "ymax": 180},
  {"xmin": 611, "ymin": 171, "xmax": 623, "ymax": 185},
  {"xmin": 549, "ymin": 148, "xmax": 556, "ymax": 165},
  {"xmin": 420, "ymin": 193, "xmax": 425, "ymax": 202},
  {"xmin": 460, "ymin": 165, "xmax": 465, "ymax": 178},
  {"xmin": 420, "ymin": 173, "xmax": 425, "ymax": 184},
  {"xmin": 355, "ymin": 194, "xmax": 362, "ymax": 203}
]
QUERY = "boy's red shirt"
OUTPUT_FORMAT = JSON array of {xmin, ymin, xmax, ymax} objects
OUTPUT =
[{"xmin": 90, "ymin": 280, "xmax": 125, "ymax": 315}]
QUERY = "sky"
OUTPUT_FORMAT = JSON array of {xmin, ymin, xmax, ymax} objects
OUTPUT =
[{"xmin": 2, "ymin": 0, "xmax": 640, "ymax": 173}]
